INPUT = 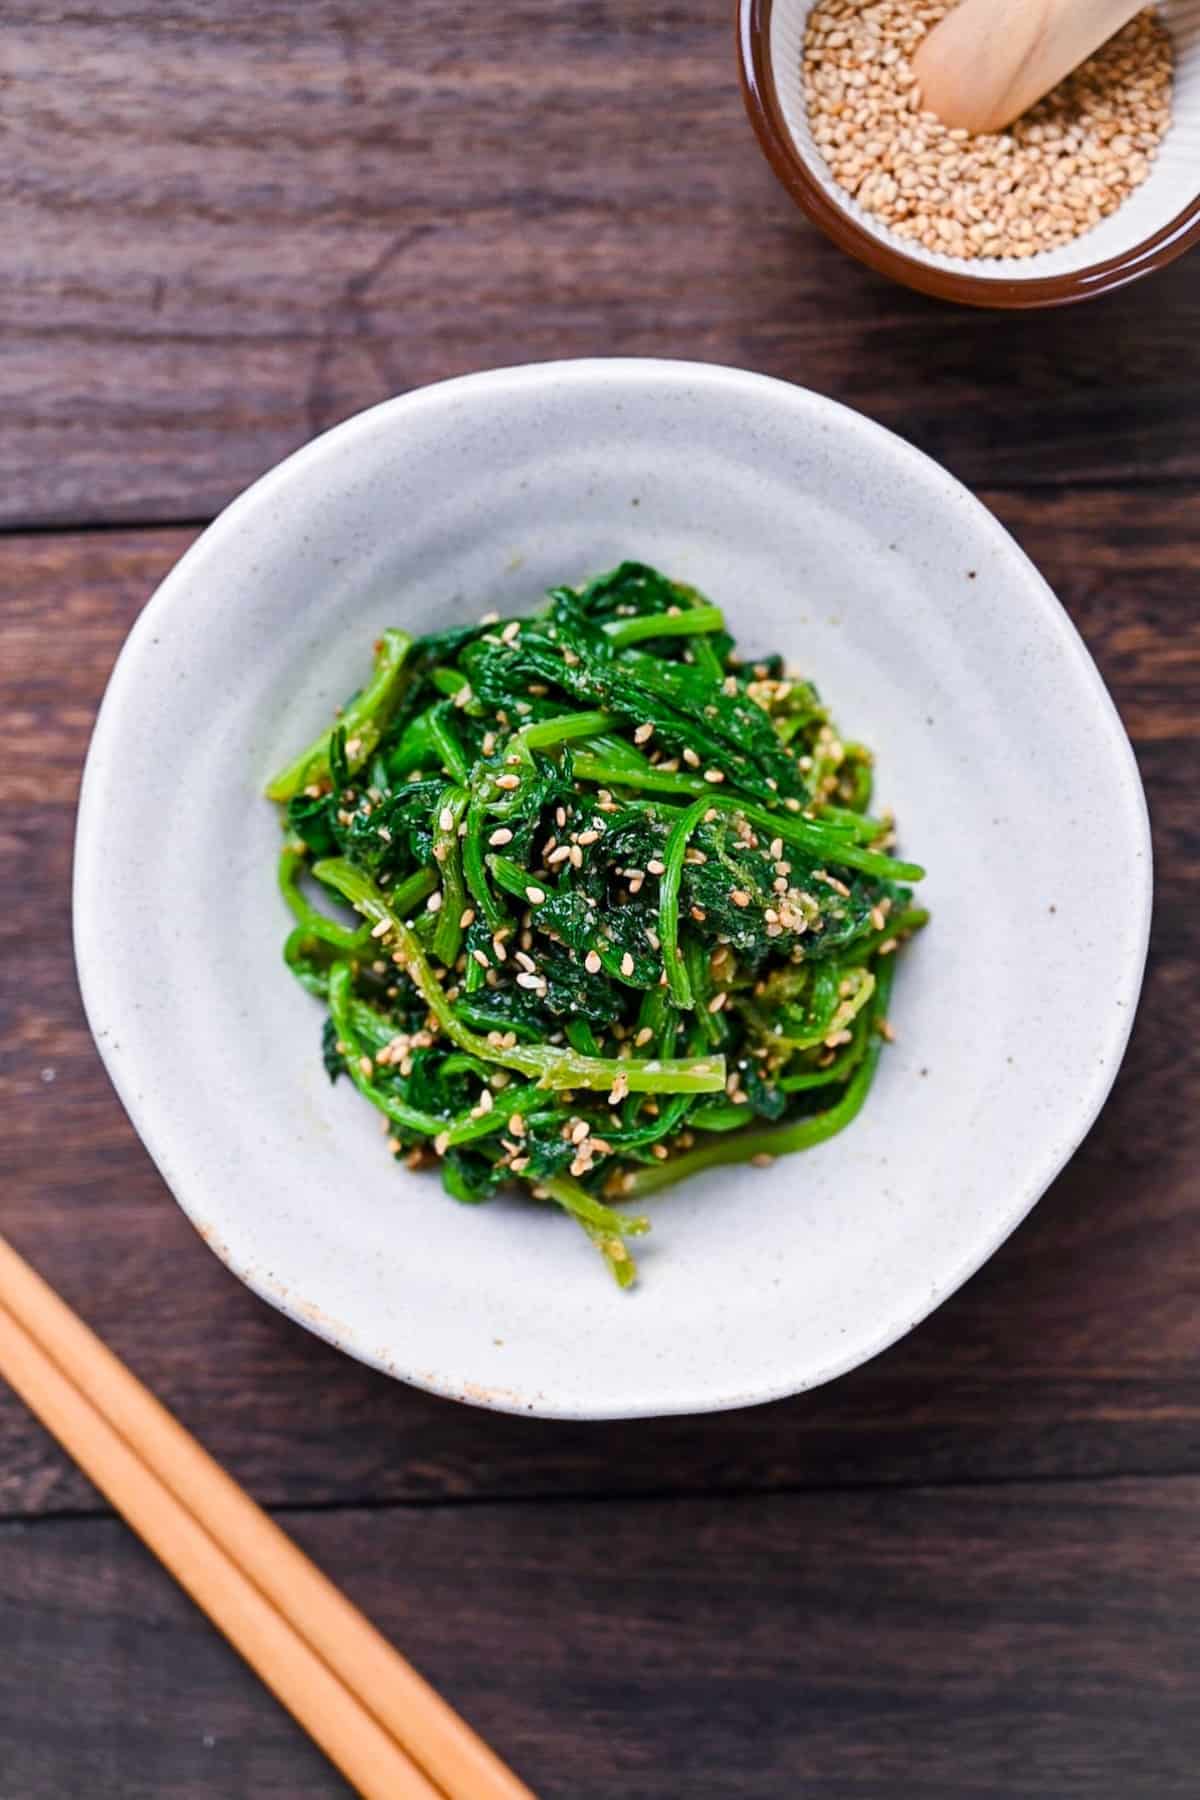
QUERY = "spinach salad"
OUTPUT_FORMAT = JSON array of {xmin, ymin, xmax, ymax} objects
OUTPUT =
[{"xmin": 268, "ymin": 564, "xmax": 928, "ymax": 1287}]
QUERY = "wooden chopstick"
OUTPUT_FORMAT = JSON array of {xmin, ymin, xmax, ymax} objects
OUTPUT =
[
  {"xmin": 0, "ymin": 1298, "xmax": 439, "ymax": 1799},
  {"xmin": 0, "ymin": 1235, "xmax": 536, "ymax": 1800}
]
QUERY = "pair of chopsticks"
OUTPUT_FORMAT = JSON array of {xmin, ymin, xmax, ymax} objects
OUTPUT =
[{"xmin": 0, "ymin": 1233, "xmax": 535, "ymax": 1800}]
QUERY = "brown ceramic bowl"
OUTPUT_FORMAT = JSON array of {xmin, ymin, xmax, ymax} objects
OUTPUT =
[{"xmin": 737, "ymin": 0, "xmax": 1200, "ymax": 309}]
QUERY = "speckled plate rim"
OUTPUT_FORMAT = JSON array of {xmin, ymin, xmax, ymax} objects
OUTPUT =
[{"xmin": 73, "ymin": 360, "xmax": 1153, "ymax": 1418}]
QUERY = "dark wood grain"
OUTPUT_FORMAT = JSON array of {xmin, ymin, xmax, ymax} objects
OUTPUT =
[
  {"xmin": 3, "ymin": 1478, "xmax": 1199, "ymax": 1798},
  {"xmin": 1, "ymin": 501, "xmax": 1197, "ymax": 1517},
  {"xmin": 2, "ymin": 0, "xmax": 1198, "ymax": 528},
  {"xmin": 3, "ymin": 7, "xmax": 1199, "ymax": 1788}
]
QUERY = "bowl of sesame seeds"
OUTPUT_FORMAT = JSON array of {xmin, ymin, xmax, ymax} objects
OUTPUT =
[
  {"xmin": 738, "ymin": 0, "xmax": 1200, "ymax": 305},
  {"xmin": 75, "ymin": 359, "xmax": 1151, "ymax": 1416}
]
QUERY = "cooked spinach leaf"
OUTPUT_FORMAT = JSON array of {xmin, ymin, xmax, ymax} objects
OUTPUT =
[{"xmin": 267, "ymin": 562, "xmax": 927, "ymax": 1286}]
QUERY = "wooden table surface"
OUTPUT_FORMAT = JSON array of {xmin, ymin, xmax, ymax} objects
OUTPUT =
[{"xmin": 2, "ymin": 3, "xmax": 1198, "ymax": 1795}]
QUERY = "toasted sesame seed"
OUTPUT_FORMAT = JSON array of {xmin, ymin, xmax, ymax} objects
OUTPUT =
[
  {"xmin": 704, "ymin": 768, "xmax": 725, "ymax": 784},
  {"xmin": 438, "ymin": 806, "xmax": 454, "ymax": 832},
  {"xmin": 495, "ymin": 773, "xmax": 520, "ymax": 791},
  {"xmin": 585, "ymin": 950, "xmax": 602, "ymax": 974},
  {"xmin": 730, "ymin": 889, "xmax": 751, "ymax": 908},
  {"xmin": 472, "ymin": 948, "xmax": 490, "ymax": 969},
  {"xmin": 634, "ymin": 723, "xmax": 655, "ymax": 744},
  {"xmin": 803, "ymin": 0, "xmax": 1172, "ymax": 262},
  {"xmin": 569, "ymin": 844, "xmax": 583, "ymax": 869},
  {"xmin": 750, "ymin": 1153, "xmax": 775, "ymax": 1168},
  {"xmin": 547, "ymin": 844, "xmax": 572, "ymax": 865},
  {"xmin": 370, "ymin": 918, "xmax": 391, "ymax": 938},
  {"xmin": 682, "ymin": 747, "xmax": 702, "ymax": 768},
  {"xmin": 426, "ymin": 890, "xmax": 443, "ymax": 913},
  {"xmin": 510, "ymin": 1113, "xmax": 527, "ymax": 1136},
  {"xmin": 489, "ymin": 826, "xmax": 514, "ymax": 846},
  {"xmin": 526, "ymin": 885, "xmax": 546, "ymax": 904},
  {"xmin": 478, "ymin": 1087, "xmax": 494, "ymax": 1113},
  {"xmin": 635, "ymin": 1027, "xmax": 654, "ymax": 1047},
  {"xmin": 646, "ymin": 859, "xmax": 666, "ymax": 876},
  {"xmin": 516, "ymin": 971, "xmax": 545, "ymax": 991},
  {"xmin": 434, "ymin": 1131, "xmax": 450, "ymax": 1155},
  {"xmin": 620, "ymin": 952, "xmax": 635, "ymax": 977},
  {"xmin": 501, "ymin": 619, "xmax": 521, "ymax": 644},
  {"xmin": 459, "ymin": 907, "xmax": 476, "ymax": 929},
  {"xmin": 571, "ymin": 1119, "xmax": 590, "ymax": 1145},
  {"xmin": 708, "ymin": 991, "xmax": 727, "ymax": 1013}
]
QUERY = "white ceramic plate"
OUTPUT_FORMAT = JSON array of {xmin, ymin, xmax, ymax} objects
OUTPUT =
[{"xmin": 74, "ymin": 360, "xmax": 1151, "ymax": 1419}]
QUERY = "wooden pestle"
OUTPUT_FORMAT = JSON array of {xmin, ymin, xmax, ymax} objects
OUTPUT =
[{"xmin": 911, "ymin": 0, "xmax": 1148, "ymax": 134}]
